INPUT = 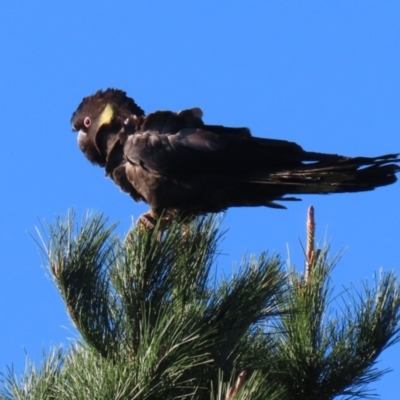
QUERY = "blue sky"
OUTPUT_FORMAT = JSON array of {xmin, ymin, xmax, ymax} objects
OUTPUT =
[{"xmin": 1, "ymin": 1, "xmax": 400, "ymax": 397}]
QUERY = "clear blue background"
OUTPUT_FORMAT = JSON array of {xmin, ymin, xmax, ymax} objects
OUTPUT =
[{"xmin": 1, "ymin": 1, "xmax": 399, "ymax": 397}]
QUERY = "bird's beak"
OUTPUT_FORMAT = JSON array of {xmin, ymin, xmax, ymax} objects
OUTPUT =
[{"xmin": 77, "ymin": 129, "xmax": 87, "ymax": 142}]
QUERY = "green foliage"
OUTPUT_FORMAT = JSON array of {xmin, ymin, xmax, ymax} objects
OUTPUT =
[
  {"xmin": 1, "ymin": 212, "xmax": 400, "ymax": 400},
  {"xmin": 266, "ymin": 249, "xmax": 400, "ymax": 400},
  {"xmin": 0, "ymin": 348, "xmax": 63, "ymax": 400}
]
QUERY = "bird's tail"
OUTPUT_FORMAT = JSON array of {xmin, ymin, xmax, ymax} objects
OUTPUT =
[
  {"xmin": 239, "ymin": 153, "xmax": 399, "ymax": 208},
  {"xmin": 271, "ymin": 153, "xmax": 398, "ymax": 192}
]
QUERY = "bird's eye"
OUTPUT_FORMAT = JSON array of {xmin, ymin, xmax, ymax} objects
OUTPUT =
[{"xmin": 83, "ymin": 117, "xmax": 91, "ymax": 128}]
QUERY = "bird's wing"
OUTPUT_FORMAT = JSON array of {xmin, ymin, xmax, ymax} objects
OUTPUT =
[{"xmin": 123, "ymin": 125, "xmax": 308, "ymax": 177}]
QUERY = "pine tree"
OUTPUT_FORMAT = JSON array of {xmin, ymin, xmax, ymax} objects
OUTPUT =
[{"xmin": 1, "ymin": 209, "xmax": 400, "ymax": 399}]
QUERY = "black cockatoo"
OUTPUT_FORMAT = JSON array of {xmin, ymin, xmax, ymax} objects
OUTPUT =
[{"xmin": 71, "ymin": 88, "xmax": 399, "ymax": 227}]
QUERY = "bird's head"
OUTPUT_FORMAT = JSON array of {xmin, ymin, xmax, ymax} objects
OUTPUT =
[{"xmin": 71, "ymin": 88, "xmax": 145, "ymax": 166}]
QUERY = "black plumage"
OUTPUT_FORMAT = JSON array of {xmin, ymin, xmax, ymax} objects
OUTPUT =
[{"xmin": 71, "ymin": 88, "xmax": 399, "ymax": 226}]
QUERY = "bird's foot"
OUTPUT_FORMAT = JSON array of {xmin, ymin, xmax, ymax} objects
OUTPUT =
[
  {"xmin": 137, "ymin": 212, "xmax": 172, "ymax": 231},
  {"xmin": 137, "ymin": 212, "xmax": 157, "ymax": 230}
]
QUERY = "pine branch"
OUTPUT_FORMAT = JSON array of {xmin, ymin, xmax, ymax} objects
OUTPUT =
[
  {"xmin": 0, "ymin": 347, "xmax": 63, "ymax": 400},
  {"xmin": 6, "ymin": 209, "xmax": 399, "ymax": 399},
  {"xmin": 266, "ymin": 218, "xmax": 400, "ymax": 400},
  {"xmin": 42, "ymin": 211, "xmax": 121, "ymax": 358},
  {"xmin": 30, "ymin": 212, "xmax": 286, "ymax": 399}
]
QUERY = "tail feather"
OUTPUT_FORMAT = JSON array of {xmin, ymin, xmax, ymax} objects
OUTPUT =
[{"xmin": 247, "ymin": 153, "xmax": 399, "ymax": 196}]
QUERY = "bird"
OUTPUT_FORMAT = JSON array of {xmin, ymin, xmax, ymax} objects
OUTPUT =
[{"xmin": 71, "ymin": 88, "xmax": 399, "ymax": 227}]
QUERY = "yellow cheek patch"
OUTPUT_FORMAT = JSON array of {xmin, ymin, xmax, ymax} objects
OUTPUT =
[{"xmin": 98, "ymin": 103, "xmax": 114, "ymax": 127}]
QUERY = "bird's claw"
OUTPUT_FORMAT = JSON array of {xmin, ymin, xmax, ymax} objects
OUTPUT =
[
  {"xmin": 137, "ymin": 212, "xmax": 173, "ymax": 231},
  {"xmin": 137, "ymin": 213, "xmax": 157, "ymax": 230}
]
